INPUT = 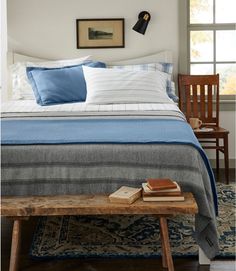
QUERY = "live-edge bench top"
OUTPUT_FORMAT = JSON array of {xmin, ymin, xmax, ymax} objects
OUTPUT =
[{"xmin": 1, "ymin": 193, "xmax": 198, "ymax": 217}]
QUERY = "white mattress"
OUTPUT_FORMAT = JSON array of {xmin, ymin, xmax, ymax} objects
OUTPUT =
[{"xmin": 1, "ymin": 100, "xmax": 184, "ymax": 119}]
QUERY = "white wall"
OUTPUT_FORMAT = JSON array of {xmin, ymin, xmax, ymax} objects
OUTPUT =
[
  {"xmin": 219, "ymin": 111, "xmax": 235, "ymax": 163},
  {"xmin": 207, "ymin": 111, "xmax": 236, "ymax": 167},
  {"xmin": 7, "ymin": 0, "xmax": 179, "ymax": 66}
]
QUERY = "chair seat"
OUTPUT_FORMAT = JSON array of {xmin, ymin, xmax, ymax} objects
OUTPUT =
[{"xmin": 194, "ymin": 126, "xmax": 229, "ymax": 139}]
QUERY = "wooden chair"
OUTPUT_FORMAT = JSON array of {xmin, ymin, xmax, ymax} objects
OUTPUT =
[{"xmin": 178, "ymin": 74, "xmax": 229, "ymax": 184}]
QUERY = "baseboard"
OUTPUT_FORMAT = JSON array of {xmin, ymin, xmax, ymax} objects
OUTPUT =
[{"xmin": 209, "ymin": 159, "xmax": 235, "ymax": 169}]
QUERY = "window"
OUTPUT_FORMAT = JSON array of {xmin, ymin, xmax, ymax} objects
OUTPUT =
[{"xmin": 188, "ymin": 0, "xmax": 236, "ymax": 95}]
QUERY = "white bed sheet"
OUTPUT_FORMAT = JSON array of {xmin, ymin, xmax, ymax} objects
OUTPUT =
[{"xmin": 1, "ymin": 100, "xmax": 184, "ymax": 119}]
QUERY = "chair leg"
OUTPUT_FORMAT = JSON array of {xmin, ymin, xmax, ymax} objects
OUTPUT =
[
  {"xmin": 216, "ymin": 138, "xmax": 220, "ymax": 180},
  {"xmin": 223, "ymin": 134, "xmax": 229, "ymax": 184}
]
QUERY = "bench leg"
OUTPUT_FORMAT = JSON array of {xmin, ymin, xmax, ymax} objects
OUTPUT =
[
  {"xmin": 160, "ymin": 219, "xmax": 167, "ymax": 268},
  {"xmin": 9, "ymin": 219, "xmax": 21, "ymax": 271},
  {"xmin": 159, "ymin": 217, "xmax": 174, "ymax": 271},
  {"xmin": 198, "ymin": 247, "xmax": 211, "ymax": 265}
]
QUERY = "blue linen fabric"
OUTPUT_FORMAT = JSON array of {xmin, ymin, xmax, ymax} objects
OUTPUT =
[{"xmin": 26, "ymin": 61, "xmax": 106, "ymax": 106}]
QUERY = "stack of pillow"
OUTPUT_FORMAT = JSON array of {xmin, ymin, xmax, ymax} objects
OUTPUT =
[
  {"xmin": 11, "ymin": 55, "xmax": 90, "ymax": 100},
  {"xmin": 10, "ymin": 55, "xmax": 179, "ymax": 106}
]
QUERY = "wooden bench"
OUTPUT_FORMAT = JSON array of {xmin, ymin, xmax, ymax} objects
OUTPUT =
[{"xmin": 1, "ymin": 193, "xmax": 198, "ymax": 271}]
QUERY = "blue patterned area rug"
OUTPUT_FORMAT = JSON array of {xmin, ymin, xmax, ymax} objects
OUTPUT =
[{"xmin": 31, "ymin": 183, "xmax": 235, "ymax": 259}]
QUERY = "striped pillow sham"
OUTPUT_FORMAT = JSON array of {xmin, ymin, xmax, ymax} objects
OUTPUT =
[
  {"xmin": 82, "ymin": 66, "xmax": 174, "ymax": 105},
  {"xmin": 108, "ymin": 63, "xmax": 178, "ymax": 102},
  {"xmin": 108, "ymin": 62, "xmax": 173, "ymax": 74}
]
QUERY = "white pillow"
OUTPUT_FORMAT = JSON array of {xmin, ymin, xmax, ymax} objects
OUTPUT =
[
  {"xmin": 83, "ymin": 66, "xmax": 173, "ymax": 105},
  {"xmin": 10, "ymin": 55, "xmax": 91, "ymax": 100}
]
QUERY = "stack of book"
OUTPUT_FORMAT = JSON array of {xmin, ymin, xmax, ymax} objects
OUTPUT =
[{"xmin": 142, "ymin": 178, "xmax": 184, "ymax": 201}]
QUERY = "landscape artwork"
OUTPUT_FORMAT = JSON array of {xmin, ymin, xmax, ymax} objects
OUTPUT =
[
  {"xmin": 77, "ymin": 19, "xmax": 124, "ymax": 48},
  {"xmin": 88, "ymin": 27, "xmax": 113, "ymax": 40}
]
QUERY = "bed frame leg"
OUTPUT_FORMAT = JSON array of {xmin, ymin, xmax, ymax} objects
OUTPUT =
[{"xmin": 198, "ymin": 247, "xmax": 211, "ymax": 265}]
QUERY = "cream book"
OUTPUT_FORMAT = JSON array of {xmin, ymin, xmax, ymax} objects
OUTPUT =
[
  {"xmin": 142, "ymin": 195, "xmax": 185, "ymax": 202},
  {"xmin": 109, "ymin": 186, "xmax": 142, "ymax": 204},
  {"xmin": 142, "ymin": 182, "xmax": 181, "ymax": 193}
]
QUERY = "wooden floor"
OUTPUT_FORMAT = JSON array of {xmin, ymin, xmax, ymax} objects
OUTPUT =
[{"xmin": 1, "ymin": 169, "xmax": 235, "ymax": 271}]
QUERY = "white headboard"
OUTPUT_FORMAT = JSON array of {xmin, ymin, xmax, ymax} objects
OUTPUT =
[
  {"xmin": 7, "ymin": 52, "xmax": 50, "ymax": 66},
  {"xmin": 8, "ymin": 50, "xmax": 173, "ymax": 66},
  {"xmin": 108, "ymin": 51, "xmax": 173, "ymax": 65}
]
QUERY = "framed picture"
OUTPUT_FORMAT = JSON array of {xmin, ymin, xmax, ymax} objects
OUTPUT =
[{"xmin": 76, "ymin": 18, "xmax": 125, "ymax": 49}]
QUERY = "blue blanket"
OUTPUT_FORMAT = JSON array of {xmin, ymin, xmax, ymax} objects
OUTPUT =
[
  {"xmin": 1, "ymin": 118, "xmax": 217, "ymax": 213},
  {"xmin": 0, "ymin": 118, "xmax": 208, "ymax": 145}
]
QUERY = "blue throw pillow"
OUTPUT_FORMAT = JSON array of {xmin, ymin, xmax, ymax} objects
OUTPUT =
[{"xmin": 26, "ymin": 61, "xmax": 106, "ymax": 106}]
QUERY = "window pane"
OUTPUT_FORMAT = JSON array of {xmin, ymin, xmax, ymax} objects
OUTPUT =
[
  {"xmin": 216, "ymin": 0, "xmax": 236, "ymax": 23},
  {"xmin": 190, "ymin": 0, "xmax": 213, "ymax": 24},
  {"xmin": 216, "ymin": 64, "xmax": 236, "ymax": 94},
  {"xmin": 216, "ymin": 30, "xmax": 236, "ymax": 61},
  {"xmin": 191, "ymin": 64, "xmax": 214, "ymax": 75},
  {"xmin": 190, "ymin": 31, "xmax": 213, "ymax": 62}
]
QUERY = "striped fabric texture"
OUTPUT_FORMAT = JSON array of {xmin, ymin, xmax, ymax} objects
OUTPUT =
[
  {"xmin": 83, "ymin": 66, "xmax": 173, "ymax": 105},
  {"xmin": 109, "ymin": 63, "xmax": 178, "ymax": 102},
  {"xmin": 109, "ymin": 62, "xmax": 173, "ymax": 73}
]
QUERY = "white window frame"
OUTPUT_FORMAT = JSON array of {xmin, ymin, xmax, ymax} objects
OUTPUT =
[{"xmin": 179, "ymin": 0, "xmax": 236, "ymax": 109}]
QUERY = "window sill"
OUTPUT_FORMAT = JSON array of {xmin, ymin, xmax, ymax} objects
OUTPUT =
[{"xmin": 219, "ymin": 99, "xmax": 236, "ymax": 111}]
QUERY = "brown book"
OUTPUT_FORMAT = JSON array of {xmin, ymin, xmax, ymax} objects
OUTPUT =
[
  {"xmin": 146, "ymin": 178, "xmax": 177, "ymax": 191},
  {"xmin": 109, "ymin": 186, "xmax": 142, "ymax": 204}
]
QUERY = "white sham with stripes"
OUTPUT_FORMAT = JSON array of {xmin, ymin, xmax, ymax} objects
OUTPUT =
[{"xmin": 82, "ymin": 66, "xmax": 173, "ymax": 105}]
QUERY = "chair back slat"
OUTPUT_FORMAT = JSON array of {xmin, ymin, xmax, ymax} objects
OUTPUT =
[
  {"xmin": 207, "ymin": 84, "xmax": 213, "ymax": 120},
  {"xmin": 200, "ymin": 84, "xmax": 206, "ymax": 122},
  {"xmin": 185, "ymin": 85, "xmax": 191, "ymax": 118},
  {"xmin": 178, "ymin": 74, "xmax": 219, "ymax": 127},
  {"xmin": 216, "ymin": 83, "xmax": 220, "ymax": 127},
  {"xmin": 192, "ymin": 85, "xmax": 198, "ymax": 117}
]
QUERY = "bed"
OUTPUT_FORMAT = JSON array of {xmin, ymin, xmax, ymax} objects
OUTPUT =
[{"xmin": 1, "ymin": 51, "xmax": 218, "ymax": 262}]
